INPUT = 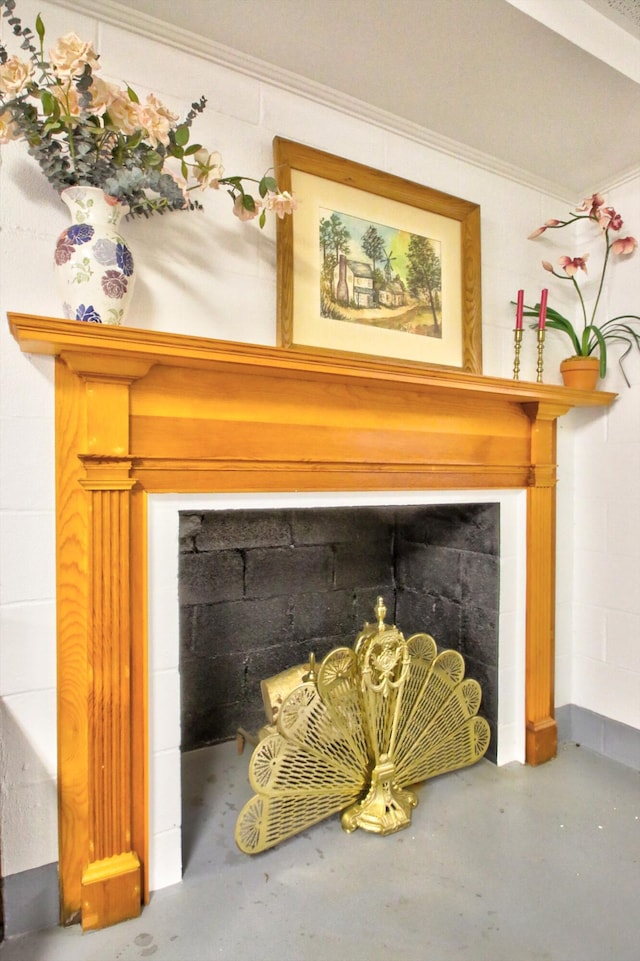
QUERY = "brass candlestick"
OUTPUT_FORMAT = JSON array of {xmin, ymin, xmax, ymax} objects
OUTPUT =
[
  {"xmin": 536, "ymin": 328, "xmax": 545, "ymax": 383},
  {"xmin": 513, "ymin": 328, "xmax": 523, "ymax": 380}
]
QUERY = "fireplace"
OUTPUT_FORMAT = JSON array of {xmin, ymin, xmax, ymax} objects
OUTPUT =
[
  {"xmin": 9, "ymin": 312, "xmax": 615, "ymax": 930},
  {"xmin": 177, "ymin": 503, "xmax": 501, "ymax": 753},
  {"xmin": 149, "ymin": 488, "xmax": 525, "ymax": 891}
]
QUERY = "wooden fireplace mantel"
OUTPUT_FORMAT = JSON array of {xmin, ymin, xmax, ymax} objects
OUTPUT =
[{"xmin": 9, "ymin": 312, "xmax": 616, "ymax": 930}]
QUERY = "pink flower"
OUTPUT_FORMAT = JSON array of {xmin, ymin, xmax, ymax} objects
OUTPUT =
[
  {"xmin": 576, "ymin": 193, "xmax": 605, "ymax": 217},
  {"xmin": 559, "ymin": 254, "xmax": 589, "ymax": 276},
  {"xmin": 232, "ymin": 194, "xmax": 262, "ymax": 222},
  {"xmin": 597, "ymin": 206, "xmax": 623, "ymax": 232},
  {"xmin": 541, "ymin": 260, "xmax": 554, "ymax": 273},
  {"xmin": 265, "ymin": 190, "xmax": 297, "ymax": 219},
  {"xmin": 611, "ymin": 236, "xmax": 638, "ymax": 256},
  {"xmin": 527, "ymin": 219, "xmax": 561, "ymax": 239}
]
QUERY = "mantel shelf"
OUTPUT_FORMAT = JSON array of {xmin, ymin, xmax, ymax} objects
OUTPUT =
[{"xmin": 9, "ymin": 312, "xmax": 617, "ymax": 410}]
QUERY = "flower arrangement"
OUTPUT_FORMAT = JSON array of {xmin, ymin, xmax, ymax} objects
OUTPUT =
[
  {"xmin": 0, "ymin": 1, "xmax": 296, "ymax": 224},
  {"xmin": 525, "ymin": 192, "xmax": 639, "ymax": 383}
]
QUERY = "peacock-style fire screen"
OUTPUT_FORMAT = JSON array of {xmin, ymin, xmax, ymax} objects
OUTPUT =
[{"xmin": 235, "ymin": 598, "xmax": 490, "ymax": 854}]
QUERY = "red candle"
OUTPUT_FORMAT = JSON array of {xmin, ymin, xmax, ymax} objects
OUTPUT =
[
  {"xmin": 538, "ymin": 288, "xmax": 548, "ymax": 330},
  {"xmin": 515, "ymin": 289, "xmax": 524, "ymax": 330}
]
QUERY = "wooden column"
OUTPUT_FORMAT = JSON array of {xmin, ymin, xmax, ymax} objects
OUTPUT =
[
  {"xmin": 523, "ymin": 402, "xmax": 570, "ymax": 765},
  {"xmin": 56, "ymin": 350, "xmax": 154, "ymax": 929}
]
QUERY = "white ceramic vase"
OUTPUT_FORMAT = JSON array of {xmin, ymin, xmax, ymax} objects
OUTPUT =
[{"xmin": 54, "ymin": 185, "xmax": 136, "ymax": 325}]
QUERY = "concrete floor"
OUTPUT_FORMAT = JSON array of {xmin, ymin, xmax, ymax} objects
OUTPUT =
[{"xmin": 1, "ymin": 740, "xmax": 639, "ymax": 961}]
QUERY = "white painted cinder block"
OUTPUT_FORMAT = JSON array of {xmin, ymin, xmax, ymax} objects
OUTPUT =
[
  {"xmin": 2, "ymin": 0, "xmax": 639, "ymax": 885},
  {"xmin": 1, "ymin": 690, "xmax": 57, "ymax": 780},
  {"xmin": 0, "ymin": 601, "xmax": 56, "ymax": 696},
  {"xmin": 0, "ymin": 513, "xmax": 55, "ymax": 605},
  {"xmin": 606, "ymin": 610, "xmax": 640, "ymax": 675},
  {"xmin": 0, "ymin": 417, "xmax": 55, "ymax": 512}
]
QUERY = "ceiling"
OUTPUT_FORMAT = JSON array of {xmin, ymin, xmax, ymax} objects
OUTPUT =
[{"xmin": 69, "ymin": 0, "xmax": 640, "ymax": 198}]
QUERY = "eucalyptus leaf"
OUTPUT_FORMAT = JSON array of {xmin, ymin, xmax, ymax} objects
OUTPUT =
[{"xmin": 0, "ymin": 3, "xmax": 293, "ymax": 224}]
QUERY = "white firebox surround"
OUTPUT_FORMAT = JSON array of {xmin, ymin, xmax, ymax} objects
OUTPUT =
[{"xmin": 147, "ymin": 488, "xmax": 527, "ymax": 891}]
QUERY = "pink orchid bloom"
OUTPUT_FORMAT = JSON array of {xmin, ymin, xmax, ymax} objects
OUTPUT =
[
  {"xmin": 611, "ymin": 235, "xmax": 638, "ymax": 255},
  {"xmin": 558, "ymin": 254, "xmax": 589, "ymax": 276},
  {"xmin": 527, "ymin": 192, "xmax": 639, "ymax": 383},
  {"xmin": 527, "ymin": 218, "xmax": 562, "ymax": 239},
  {"xmin": 597, "ymin": 206, "xmax": 623, "ymax": 232},
  {"xmin": 576, "ymin": 193, "xmax": 605, "ymax": 217}
]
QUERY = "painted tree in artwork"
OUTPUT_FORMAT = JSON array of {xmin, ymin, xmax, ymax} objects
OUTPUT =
[
  {"xmin": 361, "ymin": 225, "xmax": 386, "ymax": 277},
  {"xmin": 406, "ymin": 234, "xmax": 442, "ymax": 333},
  {"xmin": 319, "ymin": 217, "xmax": 334, "ymax": 266},
  {"xmin": 326, "ymin": 213, "xmax": 351, "ymax": 263},
  {"xmin": 319, "ymin": 213, "xmax": 351, "ymax": 315}
]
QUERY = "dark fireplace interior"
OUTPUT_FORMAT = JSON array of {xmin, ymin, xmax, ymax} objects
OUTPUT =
[{"xmin": 179, "ymin": 504, "xmax": 500, "ymax": 762}]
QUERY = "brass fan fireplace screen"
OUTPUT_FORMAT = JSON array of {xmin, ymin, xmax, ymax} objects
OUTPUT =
[{"xmin": 235, "ymin": 598, "xmax": 490, "ymax": 853}]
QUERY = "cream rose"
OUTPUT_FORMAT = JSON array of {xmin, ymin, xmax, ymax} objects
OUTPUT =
[
  {"xmin": 107, "ymin": 94, "xmax": 141, "ymax": 136},
  {"xmin": 49, "ymin": 32, "xmax": 100, "ymax": 78},
  {"xmin": 137, "ymin": 94, "xmax": 178, "ymax": 148},
  {"xmin": 265, "ymin": 190, "xmax": 298, "ymax": 219},
  {"xmin": 193, "ymin": 149, "xmax": 224, "ymax": 189},
  {"xmin": 0, "ymin": 56, "xmax": 33, "ymax": 96},
  {"xmin": 232, "ymin": 194, "xmax": 262, "ymax": 222},
  {"xmin": 50, "ymin": 81, "xmax": 82, "ymax": 118},
  {"xmin": 88, "ymin": 76, "xmax": 121, "ymax": 114},
  {"xmin": 0, "ymin": 110, "xmax": 19, "ymax": 144}
]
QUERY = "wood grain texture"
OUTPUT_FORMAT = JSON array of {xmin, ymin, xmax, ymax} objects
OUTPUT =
[
  {"xmin": 10, "ymin": 313, "xmax": 616, "ymax": 928},
  {"xmin": 55, "ymin": 359, "xmax": 89, "ymax": 925}
]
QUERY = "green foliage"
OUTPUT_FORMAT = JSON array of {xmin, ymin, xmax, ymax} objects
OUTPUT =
[{"xmin": 0, "ymin": 2, "xmax": 294, "ymax": 224}]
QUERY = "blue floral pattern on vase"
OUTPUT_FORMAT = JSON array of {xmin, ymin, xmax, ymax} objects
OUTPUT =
[{"xmin": 54, "ymin": 186, "xmax": 136, "ymax": 326}]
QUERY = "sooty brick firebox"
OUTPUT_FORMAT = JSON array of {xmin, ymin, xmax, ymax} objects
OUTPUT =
[{"xmin": 179, "ymin": 503, "xmax": 499, "ymax": 760}]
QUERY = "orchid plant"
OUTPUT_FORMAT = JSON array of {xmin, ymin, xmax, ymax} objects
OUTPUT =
[
  {"xmin": 526, "ymin": 192, "xmax": 639, "ymax": 383},
  {"xmin": 0, "ymin": 1, "xmax": 296, "ymax": 224}
]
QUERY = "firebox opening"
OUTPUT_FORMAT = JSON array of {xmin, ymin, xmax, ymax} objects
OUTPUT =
[{"xmin": 178, "ymin": 503, "xmax": 499, "ymax": 763}]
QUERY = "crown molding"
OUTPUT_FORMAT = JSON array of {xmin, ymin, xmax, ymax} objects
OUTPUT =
[{"xmin": 54, "ymin": 0, "xmax": 640, "ymax": 201}]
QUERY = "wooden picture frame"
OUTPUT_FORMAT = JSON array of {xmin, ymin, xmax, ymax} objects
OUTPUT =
[{"xmin": 274, "ymin": 137, "xmax": 482, "ymax": 373}]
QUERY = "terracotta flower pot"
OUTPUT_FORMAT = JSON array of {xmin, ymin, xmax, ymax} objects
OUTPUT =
[{"xmin": 560, "ymin": 356, "xmax": 600, "ymax": 390}]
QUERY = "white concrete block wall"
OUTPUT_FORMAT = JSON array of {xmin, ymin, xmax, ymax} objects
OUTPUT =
[
  {"xmin": 568, "ymin": 180, "xmax": 640, "ymax": 730},
  {"xmin": 1, "ymin": 0, "xmax": 637, "ymax": 884}
]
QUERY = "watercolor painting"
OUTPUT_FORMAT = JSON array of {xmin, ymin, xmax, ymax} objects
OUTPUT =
[{"xmin": 319, "ymin": 208, "xmax": 442, "ymax": 338}]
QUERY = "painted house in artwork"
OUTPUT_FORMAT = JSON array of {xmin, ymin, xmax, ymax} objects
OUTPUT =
[
  {"xmin": 333, "ymin": 254, "xmax": 375, "ymax": 307},
  {"xmin": 378, "ymin": 282, "xmax": 405, "ymax": 307}
]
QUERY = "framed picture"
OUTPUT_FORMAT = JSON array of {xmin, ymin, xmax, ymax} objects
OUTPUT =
[{"xmin": 273, "ymin": 138, "xmax": 482, "ymax": 373}]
